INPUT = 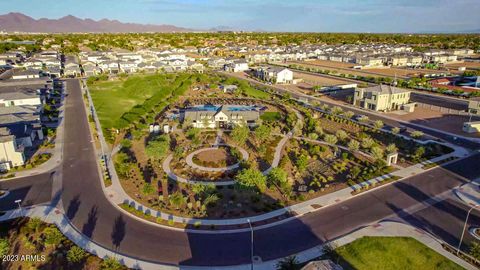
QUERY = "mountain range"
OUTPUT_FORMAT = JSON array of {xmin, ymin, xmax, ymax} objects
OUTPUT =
[{"xmin": 0, "ymin": 12, "xmax": 192, "ymax": 33}]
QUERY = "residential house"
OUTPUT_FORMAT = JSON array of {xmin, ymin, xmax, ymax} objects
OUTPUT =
[
  {"xmin": 118, "ymin": 60, "xmax": 139, "ymax": 73},
  {"xmin": 184, "ymin": 105, "xmax": 259, "ymax": 129},
  {"xmin": 255, "ymin": 67, "xmax": 293, "ymax": 84},
  {"xmin": 64, "ymin": 62, "xmax": 81, "ymax": 77},
  {"xmin": 0, "ymin": 127, "xmax": 25, "ymax": 170},
  {"xmin": 99, "ymin": 61, "xmax": 120, "ymax": 74},
  {"xmin": 23, "ymin": 58, "xmax": 44, "ymax": 69},
  {"xmin": 224, "ymin": 60, "xmax": 249, "ymax": 72},
  {"xmin": 388, "ymin": 55, "xmax": 409, "ymax": 66},
  {"xmin": 81, "ymin": 61, "xmax": 101, "ymax": 77},
  {"xmin": 0, "ymin": 105, "xmax": 43, "ymax": 147},
  {"xmin": 353, "ymin": 85, "xmax": 412, "ymax": 111},
  {"xmin": 0, "ymin": 84, "xmax": 43, "ymax": 107},
  {"xmin": 188, "ymin": 61, "xmax": 205, "ymax": 73},
  {"xmin": 12, "ymin": 69, "xmax": 40, "ymax": 80},
  {"xmin": 356, "ymin": 56, "xmax": 383, "ymax": 67}
]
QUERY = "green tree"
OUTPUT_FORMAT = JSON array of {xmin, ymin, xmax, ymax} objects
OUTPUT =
[
  {"xmin": 235, "ymin": 168, "xmax": 267, "ymax": 192},
  {"xmin": 67, "ymin": 246, "xmax": 87, "ymax": 264},
  {"xmin": 371, "ymin": 146, "xmax": 384, "ymax": 160},
  {"xmin": 120, "ymin": 139, "xmax": 132, "ymax": 149},
  {"xmin": 26, "ymin": 217, "xmax": 43, "ymax": 234},
  {"xmin": 391, "ymin": 127, "xmax": 400, "ymax": 134},
  {"xmin": 43, "ymin": 227, "xmax": 64, "ymax": 247},
  {"xmin": 373, "ymin": 120, "xmax": 384, "ymax": 130},
  {"xmin": 169, "ymin": 191, "xmax": 187, "ymax": 209},
  {"xmin": 469, "ymin": 241, "xmax": 480, "ymax": 260},
  {"xmin": 0, "ymin": 238, "xmax": 9, "ymax": 257},
  {"xmin": 231, "ymin": 124, "xmax": 250, "ymax": 145},
  {"xmin": 361, "ymin": 137, "xmax": 375, "ymax": 149},
  {"xmin": 295, "ymin": 154, "xmax": 309, "ymax": 173},
  {"xmin": 335, "ymin": 130, "xmax": 348, "ymax": 141},
  {"xmin": 145, "ymin": 134, "xmax": 171, "ymax": 161},
  {"xmin": 344, "ymin": 111, "xmax": 355, "ymax": 119},
  {"xmin": 331, "ymin": 106, "xmax": 343, "ymax": 115},
  {"xmin": 414, "ymin": 146, "xmax": 425, "ymax": 159},
  {"xmin": 386, "ymin": 143, "xmax": 398, "ymax": 154},
  {"xmin": 411, "ymin": 130, "xmax": 424, "ymax": 138},
  {"xmin": 254, "ymin": 125, "xmax": 271, "ymax": 143},
  {"xmin": 308, "ymin": 132, "xmax": 319, "ymax": 140},
  {"xmin": 267, "ymin": 167, "xmax": 288, "ymax": 187},
  {"xmin": 348, "ymin": 139, "xmax": 360, "ymax": 152},
  {"xmin": 324, "ymin": 134, "xmax": 338, "ymax": 145},
  {"xmin": 101, "ymin": 256, "xmax": 123, "ymax": 270}
]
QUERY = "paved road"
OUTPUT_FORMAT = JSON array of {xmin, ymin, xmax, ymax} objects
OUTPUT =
[
  {"xmin": 2, "ymin": 78, "xmax": 480, "ymax": 267},
  {"xmin": 0, "ymin": 171, "xmax": 54, "ymax": 211}
]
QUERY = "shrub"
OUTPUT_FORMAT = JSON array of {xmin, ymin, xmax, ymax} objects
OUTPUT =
[{"xmin": 67, "ymin": 246, "xmax": 87, "ymax": 263}]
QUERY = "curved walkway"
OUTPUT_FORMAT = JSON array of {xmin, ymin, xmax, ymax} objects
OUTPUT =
[
  {"xmin": 163, "ymin": 132, "xmax": 292, "ymax": 186},
  {"xmin": 185, "ymin": 145, "xmax": 249, "ymax": 172}
]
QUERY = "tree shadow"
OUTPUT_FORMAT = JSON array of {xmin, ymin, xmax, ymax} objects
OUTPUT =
[
  {"xmin": 65, "ymin": 194, "xmax": 81, "ymax": 220},
  {"xmin": 111, "ymin": 215, "xmax": 126, "ymax": 250},
  {"xmin": 81, "ymin": 205, "xmax": 98, "ymax": 238}
]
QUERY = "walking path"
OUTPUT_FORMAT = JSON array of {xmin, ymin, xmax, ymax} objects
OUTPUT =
[
  {"xmin": 0, "ymin": 206, "xmax": 475, "ymax": 270},
  {"xmin": 185, "ymin": 145, "xmax": 249, "ymax": 172}
]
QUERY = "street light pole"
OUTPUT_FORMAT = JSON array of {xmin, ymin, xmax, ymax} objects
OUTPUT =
[
  {"xmin": 247, "ymin": 219, "xmax": 254, "ymax": 270},
  {"xmin": 457, "ymin": 204, "xmax": 479, "ymax": 255}
]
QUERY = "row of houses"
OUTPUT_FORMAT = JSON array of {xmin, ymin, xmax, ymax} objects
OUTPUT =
[
  {"xmin": 201, "ymin": 43, "xmax": 474, "ymax": 67},
  {"xmin": 0, "ymin": 69, "xmax": 53, "ymax": 170},
  {"xmin": 77, "ymin": 50, "xmax": 205, "ymax": 76}
]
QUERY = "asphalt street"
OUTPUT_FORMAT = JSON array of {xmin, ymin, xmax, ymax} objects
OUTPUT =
[
  {"xmin": 1, "ymin": 78, "xmax": 479, "ymax": 267},
  {"xmin": 0, "ymin": 171, "xmax": 54, "ymax": 211}
]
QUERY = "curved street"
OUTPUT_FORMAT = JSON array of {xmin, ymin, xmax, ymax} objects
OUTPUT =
[{"xmin": 1, "ymin": 78, "xmax": 480, "ymax": 267}]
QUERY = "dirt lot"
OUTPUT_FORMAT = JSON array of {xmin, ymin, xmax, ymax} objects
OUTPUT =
[
  {"xmin": 288, "ymin": 60, "xmax": 442, "ymax": 79},
  {"xmin": 445, "ymin": 61, "xmax": 480, "ymax": 70},
  {"xmin": 386, "ymin": 106, "xmax": 480, "ymax": 138},
  {"xmin": 306, "ymin": 59, "xmax": 355, "ymax": 68},
  {"xmin": 294, "ymin": 71, "xmax": 352, "ymax": 86}
]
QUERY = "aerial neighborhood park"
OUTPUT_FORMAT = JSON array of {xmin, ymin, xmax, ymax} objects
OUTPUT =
[{"xmin": 0, "ymin": 1, "xmax": 480, "ymax": 270}]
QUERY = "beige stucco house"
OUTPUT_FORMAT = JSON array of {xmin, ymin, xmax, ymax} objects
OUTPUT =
[
  {"xmin": 354, "ymin": 85, "xmax": 412, "ymax": 112},
  {"xmin": 0, "ymin": 127, "xmax": 25, "ymax": 171}
]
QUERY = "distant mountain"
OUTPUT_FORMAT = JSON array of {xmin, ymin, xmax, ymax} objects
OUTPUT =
[{"xmin": 0, "ymin": 12, "xmax": 192, "ymax": 33}]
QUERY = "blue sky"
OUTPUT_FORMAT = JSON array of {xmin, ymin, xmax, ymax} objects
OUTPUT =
[{"xmin": 2, "ymin": 0, "xmax": 479, "ymax": 32}]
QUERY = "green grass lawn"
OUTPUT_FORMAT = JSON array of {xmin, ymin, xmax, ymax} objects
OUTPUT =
[
  {"xmin": 260, "ymin": 111, "xmax": 281, "ymax": 122},
  {"xmin": 335, "ymin": 237, "xmax": 464, "ymax": 270},
  {"xmin": 89, "ymin": 74, "xmax": 167, "ymax": 130},
  {"xmin": 89, "ymin": 73, "xmax": 193, "ymax": 132}
]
